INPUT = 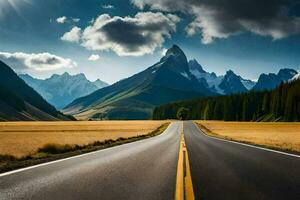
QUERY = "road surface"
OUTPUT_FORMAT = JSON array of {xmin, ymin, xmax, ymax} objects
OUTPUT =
[
  {"xmin": 1, "ymin": 121, "xmax": 300, "ymax": 200},
  {"xmin": 0, "ymin": 122, "xmax": 181, "ymax": 200},
  {"xmin": 183, "ymin": 121, "xmax": 300, "ymax": 200}
]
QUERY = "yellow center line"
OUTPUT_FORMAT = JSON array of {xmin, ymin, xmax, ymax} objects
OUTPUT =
[{"xmin": 175, "ymin": 126, "xmax": 195, "ymax": 200}]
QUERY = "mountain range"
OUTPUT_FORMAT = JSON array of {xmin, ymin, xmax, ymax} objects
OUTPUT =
[
  {"xmin": 187, "ymin": 59, "xmax": 256, "ymax": 94},
  {"xmin": 252, "ymin": 69, "xmax": 298, "ymax": 91},
  {"xmin": 63, "ymin": 45, "xmax": 215, "ymax": 119},
  {"xmin": 63, "ymin": 45, "xmax": 299, "ymax": 120},
  {"xmin": 0, "ymin": 60, "xmax": 72, "ymax": 121},
  {"xmin": 19, "ymin": 73, "xmax": 108, "ymax": 109},
  {"xmin": 0, "ymin": 45, "xmax": 298, "ymax": 121}
]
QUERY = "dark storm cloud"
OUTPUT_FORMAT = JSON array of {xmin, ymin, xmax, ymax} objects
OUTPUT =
[
  {"xmin": 101, "ymin": 19, "xmax": 151, "ymax": 47},
  {"xmin": 76, "ymin": 12, "xmax": 180, "ymax": 56},
  {"xmin": 132, "ymin": 0, "xmax": 300, "ymax": 43}
]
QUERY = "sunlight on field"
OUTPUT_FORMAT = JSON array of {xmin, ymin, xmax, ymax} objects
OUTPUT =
[
  {"xmin": 0, "ymin": 121, "xmax": 167, "ymax": 157},
  {"xmin": 197, "ymin": 121, "xmax": 300, "ymax": 153}
]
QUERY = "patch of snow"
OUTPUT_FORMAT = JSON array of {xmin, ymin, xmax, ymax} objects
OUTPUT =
[
  {"xmin": 241, "ymin": 79, "xmax": 256, "ymax": 90},
  {"xmin": 292, "ymin": 71, "xmax": 300, "ymax": 80},
  {"xmin": 181, "ymin": 72, "xmax": 190, "ymax": 80},
  {"xmin": 190, "ymin": 68, "xmax": 203, "ymax": 79},
  {"xmin": 190, "ymin": 68, "xmax": 224, "ymax": 93}
]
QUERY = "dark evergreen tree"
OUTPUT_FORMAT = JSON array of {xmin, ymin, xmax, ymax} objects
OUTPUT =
[{"xmin": 153, "ymin": 79, "xmax": 300, "ymax": 122}]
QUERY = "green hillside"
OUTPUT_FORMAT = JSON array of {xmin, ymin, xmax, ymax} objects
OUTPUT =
[{"xmin": 63, "ymin": 45, "xmax": 214, "ymax": 120}]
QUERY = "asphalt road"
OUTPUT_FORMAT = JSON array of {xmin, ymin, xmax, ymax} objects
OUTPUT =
[
  {"xmin": 0, "ymin": 122, "xmax": 181, "ymax": 200},
  {"xmin": 184, "ymin": 121, "xmax": 300, "ymax": 200},
  {"xmin": 1, "ymin": 121, "xmax": 300, "ymax": 200}
]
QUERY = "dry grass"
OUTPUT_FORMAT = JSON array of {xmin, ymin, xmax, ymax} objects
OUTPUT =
[
  {"xmin": 0, "ymin": 121, "xmax": 167, "ymax": 157},
  {"xmin": 196, "ymin": 121, "xmax": 300, "ymax": 153}
]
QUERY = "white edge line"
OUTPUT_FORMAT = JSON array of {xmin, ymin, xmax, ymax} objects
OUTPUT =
[
  {"xmin": 194, "ymin": 122, "xmax": 300, "ymax": 158},
  {"xmin": 0, "ymin": 123, "xmax": 173, "ymax": 177}
]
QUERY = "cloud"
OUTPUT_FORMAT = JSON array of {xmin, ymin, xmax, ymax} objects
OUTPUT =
[
  {"xmin": 102, "ymin": 4, "xmax": 115, "ymax": 9},
  {"xmin": 61, "ymin": 26, "xmax": 82, "ymax": 42},
  {"xmin": 88, "ymin": 54, "xmax": 100, "ymax": 61},
  {"xmin": 131, "ymin": 0, "xmax": 300, "ymax": 43},
  {"xmin": 65, "ymin": 12, "xmax": 179, "ymax": 56},
  {"xmin": 0, "ymin": 52, "xmax": 77, "ymax": 72},
  {"xmin": 56, "ymin": 16, "xmax": 80, "ymax": 24},
  {"xmin": 56, "ymin": 16, "xmax": 67, "ymax": 24},
  {"xmin": 72, "ymin": 18, "xmax": 80, "ymax": 23}
]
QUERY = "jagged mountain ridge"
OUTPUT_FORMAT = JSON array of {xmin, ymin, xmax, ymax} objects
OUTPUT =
[
  {"xmin": 187, "ymin": 59, "xmax": 255, "ymax": 94},
  {"xmin": 252, "ymin": 68, "xmax": 298, "ymax": 91},
  {"xmin": 0, "ymin": 60, "xmax": 71, "ymax": 121},
  {"xmin": 19, "ymin": 72, "xmax": 109, "ymax": 109},
  {"xmin": 63, "ymin": 45, "xmax": 214, "ymax": 120},
  {"xmin": 219, "ymin": 70, "xmax": 248, "ymax": 94},
  {"xmin": 63, "ymin": 45, "xmax": 298, "ymax": 120}
]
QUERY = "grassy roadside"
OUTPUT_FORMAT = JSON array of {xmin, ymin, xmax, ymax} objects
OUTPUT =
[
  {"xmin": 196, "ymin": 122, "xmax": 300, "ymax": 156},
  {"xmin": 0, "ymin": 122, "xmax": 170, "ymax": 173}
]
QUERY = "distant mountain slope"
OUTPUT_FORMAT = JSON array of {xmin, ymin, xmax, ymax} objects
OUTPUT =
[
  {"xmin": 219, "ymin": 70, "xmax": 248, "ymax": 94},
  {"xmin": 0, "ymin": 60, "xmax": 72, "ymax": 121},
  {"xmin": 253, "ymin": 68, "xmax": 298, "ymax": 91},
  {"xmin": 188, "ymin": 59, "xmax": 224, "ymax": 93},
  {"xmin": 153, "ymin": 78, "xmax": 300, "ymax": 122},
  {"xmin": 187, "ymin": 60, "xmax": 255, "ymax": 94},
  {"xmin": 93, "ymin": 79, "xmax": 108, "ymax": 88},
  {"xmin": 63, "ymin": 45, "xmax": 215, "ymax": 120},
  {"xmin": 20, "ymin": 73, "xmax": 108, "ymax": 109}
]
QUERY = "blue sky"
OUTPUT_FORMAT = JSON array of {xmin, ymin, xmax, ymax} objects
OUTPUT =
[{"xmin": 0, "ymin": 0, "xmax": 299, "ymax": 84}]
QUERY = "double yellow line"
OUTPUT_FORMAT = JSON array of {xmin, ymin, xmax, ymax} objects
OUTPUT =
[{"xmin": 175, "ymin": 130, "xmax": 195, "ymax": 200}]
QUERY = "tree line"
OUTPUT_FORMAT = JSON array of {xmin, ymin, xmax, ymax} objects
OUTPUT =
[{"xmin": 153, "ymin": 79, "xmax": 300, "ymax": 121}]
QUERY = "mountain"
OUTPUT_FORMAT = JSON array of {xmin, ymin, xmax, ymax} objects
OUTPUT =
[
  {"xmin": 19, "ymin": 72, "xmax": 108, "ymax": 109},
  {"xmin": 278, "ymin": 68, "xmax": 298, "ymax": 81},
  {"xmin": 63, "ymin": 45, "xmax": 214, "ymax": 120},
  {"xmin": 153, "ymin": 77, "xmax": 300, "ymax": 122},
  {"xmin": 63, "ymin": 45, "xmax": 298, "ymax": 120},
  {"xmin": 292, "ymin": 72, "xmax": 300, "ymax": 80},
  {"xmin": 240, "ymin": 78, "xmax": 256, "ymax": 90},
  {"xmin": 187, "ymin": 60, "xmax": 255, "ymax": 94},
  {"xmin": 0, "ymin": 60, "xmax": 72, "ymax": 121},
  {"xmin": 253, "ymin": 68, "xmax": 298, "ymax": 91},
  {"xmin": 219, "ymin": 70, "xmax": 248, "ymax": 94},
  {"xmin": 188, "ymin": 59, "xmax": 223, "ymax": 93},
  {"xmin": 93, "ymin": 79, "xmax": 108, "ymax": 88}
]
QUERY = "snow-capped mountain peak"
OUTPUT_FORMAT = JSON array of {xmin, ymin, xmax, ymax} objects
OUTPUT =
[{"xmin": 19, "ymin": 73, "xmax": 109, "ymax": 109}]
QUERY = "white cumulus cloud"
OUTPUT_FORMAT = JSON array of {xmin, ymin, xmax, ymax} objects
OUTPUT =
[
  {"xmin": 0, "ymin": 52, "xmax": 77, "ymax": 72},
  {"xmin": 88, "ymin": 54, "xmax": 100, "ymax": 61},
  {"xmin": 56, "ymin": 16, "xmax": 80, "ymax": 24},
  {"xmin": 56, "ymin": 16, "xmax": 67, "ymax": 24},
  {"xmin": 61, "ymin": 26, "xmax": 82, "ymax": 42}
]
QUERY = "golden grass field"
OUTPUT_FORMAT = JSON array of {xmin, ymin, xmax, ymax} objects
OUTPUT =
[
  {"xmin": 0, "ymin": 121, "xmax": 167, "ymax": 157},
  {"xmin": 197, "ymin": 121, "xmax": 300, "ymax": 153}
]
